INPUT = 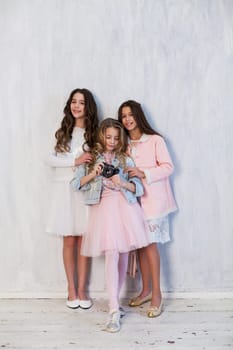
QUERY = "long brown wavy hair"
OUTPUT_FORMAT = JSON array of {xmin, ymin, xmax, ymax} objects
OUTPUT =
[
  {"xmin": 88, "ymin": 118, "xmax": 128, "ymax": 172},
  {"xmin": 55, "ymin": 88, "xmax": 99, "ymax": 153},
  {"xmin": 117, "ymin": 100, "xmax": 162, "ymax": 137}
]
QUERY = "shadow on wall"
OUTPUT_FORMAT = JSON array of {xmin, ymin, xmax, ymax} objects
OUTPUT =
[
  {"xmin": 159, "ymin": 211, "xmax": 178, "ymax": 292},
  {"xmin": 159, "ymin": 137, "xmax": 179, "ymax": 292}
]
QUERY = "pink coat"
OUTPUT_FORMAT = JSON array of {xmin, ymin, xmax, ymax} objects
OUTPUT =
[{"xmin": 129, "ymin": 134, "xmax": 177, "ymax": 220}]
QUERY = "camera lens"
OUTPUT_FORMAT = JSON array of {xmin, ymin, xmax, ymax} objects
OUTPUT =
[{"xmin": 102, "ymin": 163, "xmax": 117, "ymax": 178}]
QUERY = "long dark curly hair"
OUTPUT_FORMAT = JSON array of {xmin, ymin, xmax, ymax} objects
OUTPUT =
[
  {"xmin": 118, "ymin": 100, "xmax": 162, "ymax": 137},
  {"xmin": 55, "ymin": 88, "xmax": 99, "ymax": 153}
]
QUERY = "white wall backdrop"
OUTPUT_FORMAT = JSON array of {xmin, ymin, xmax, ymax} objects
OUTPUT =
[{"xmin": 0, "ymin": 0, "xmax": 232, "ymax": 298}]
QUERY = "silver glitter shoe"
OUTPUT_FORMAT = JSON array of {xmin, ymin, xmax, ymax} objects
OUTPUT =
[{"xmin": 104, "ymin": 310, "xmax": 121, "ymax": 333}]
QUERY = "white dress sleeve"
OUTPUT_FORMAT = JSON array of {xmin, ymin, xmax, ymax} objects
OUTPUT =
[
  {"xmin": 46, "ymin": 127, "xmax": 85, "ymax": 168},
  {"xmin": 46, "ymin": 152, "xmax": 75, "ymax": 168}
]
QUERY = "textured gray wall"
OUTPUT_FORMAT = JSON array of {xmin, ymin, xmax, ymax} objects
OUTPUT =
[{"xmin": 0, "ymin": 0, "xmax": 232, "ymax": 297}]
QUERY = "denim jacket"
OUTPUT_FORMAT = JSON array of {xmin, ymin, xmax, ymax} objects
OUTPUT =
[{"xmin": 70, "ymin": 154, "xmax": 144, "ymax": 205}]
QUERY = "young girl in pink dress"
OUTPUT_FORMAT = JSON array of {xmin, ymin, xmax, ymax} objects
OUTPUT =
[
  {"xmin": 118, "ymin": 100, "xmax": 177, "ymax": 318},
  {"xmin": 71, "ymin": 118, "xmax": 150, "ymax": 332}
]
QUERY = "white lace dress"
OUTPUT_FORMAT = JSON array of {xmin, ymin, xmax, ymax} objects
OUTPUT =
[{"xmin": 46, "ymin": 127, "xmax": 88, "ymax": 236}]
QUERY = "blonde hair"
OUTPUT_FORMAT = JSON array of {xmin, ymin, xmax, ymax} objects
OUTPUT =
[{"xmin": 88, "ymin": 117, "xmax": 128, "ymax": 172}]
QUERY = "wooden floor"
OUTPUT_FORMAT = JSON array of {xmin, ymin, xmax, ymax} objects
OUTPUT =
[{"xmin": 0, "ymin": 298, "xmax": 232, "ymax": 349}]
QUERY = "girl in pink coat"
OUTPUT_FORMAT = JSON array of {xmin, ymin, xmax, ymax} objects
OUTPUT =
[{"xmin": 118, "ymin": 100, "xmax": 177, "ymax": 318}]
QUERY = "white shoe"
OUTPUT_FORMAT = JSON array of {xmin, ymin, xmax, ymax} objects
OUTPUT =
[
  {"xmin": 66, "ymin": 299, "xmax": 80, "ymax": 309},
  {"xmin": 79, "ymin": 299, "xmax": 92, "ymax": 309},
  {"xmin": 104, "ymin": 310, "xmax": 121, "ymax": 333}
]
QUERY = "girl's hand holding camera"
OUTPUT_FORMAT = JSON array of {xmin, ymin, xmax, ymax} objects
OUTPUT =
[
  {"xmin": 80, "ymin": 163, "xmax": 102, "ymax": 187},
  {"xmin": 91, "ymin": 163, "xmax": 103, "ymax": 177}
]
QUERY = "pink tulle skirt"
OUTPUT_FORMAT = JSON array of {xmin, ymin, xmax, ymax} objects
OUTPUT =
[{"xmin": 81, "ymin": 189, "xmax": 150, "ymax": 257}]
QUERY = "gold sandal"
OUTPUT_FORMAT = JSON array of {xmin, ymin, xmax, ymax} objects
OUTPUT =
[
  {"xmin": 129, "ymin": 293, "xmax": 152, "ymax": 307},
  {"xmin": 147, "ymin": 301, "xmax": 163, "ymax": 318}
]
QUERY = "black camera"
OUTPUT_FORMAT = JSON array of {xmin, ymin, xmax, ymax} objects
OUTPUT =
[{"xmin": 101, "ymin": 162, "xmax": 120, "ymax": 178}]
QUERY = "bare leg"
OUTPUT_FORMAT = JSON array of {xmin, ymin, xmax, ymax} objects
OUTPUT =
[
  {"xmin": 146, "ymin": 243, "xmax": 162, "ymax": 307},
  {"xmin": 63, "ymin": 236, "xmax": 77, "ymax": 300},
  {"xmin": 77, "ymin": 236, "xmax": 90, "ymax": 300},
  {"xmin": 137, "ymin": 246, "xmax": 151, "ymax": 298}
]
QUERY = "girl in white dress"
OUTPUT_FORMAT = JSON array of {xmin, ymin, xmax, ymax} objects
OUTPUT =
[{"xmin": 46, "ymin": 88, "xmax": 99, "ymax": 309}]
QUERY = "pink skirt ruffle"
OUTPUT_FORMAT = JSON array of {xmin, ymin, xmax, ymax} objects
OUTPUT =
[{"xmin": 81, "ymin": 189, "xmax": 150, "ymax": 257}]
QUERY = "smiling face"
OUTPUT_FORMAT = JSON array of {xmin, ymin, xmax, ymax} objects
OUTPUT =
[
  {"xmin": 121, "ymin": 106, "xmax": 138, "ymax": 132},
  {"xmin": 70, "ymin": 92, "xmax": 85, "ymax": 125},
  {"xmin": 104, "ymin": 127, "xmax": 120, "ymax": 152}
]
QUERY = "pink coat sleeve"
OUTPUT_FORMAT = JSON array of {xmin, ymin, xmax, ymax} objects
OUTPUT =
[{"xmin": 144, "ymin": 137, "xmax": 174, "ymax": 184}]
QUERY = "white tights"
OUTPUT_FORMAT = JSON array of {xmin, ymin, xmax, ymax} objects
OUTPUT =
[{"xmin": 105, "ymin": 250, "xmax": 128, "ymax": 311}]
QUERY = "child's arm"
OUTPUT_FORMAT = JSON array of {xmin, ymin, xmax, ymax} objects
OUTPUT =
[
  {"xmin": 111, "ymin": 175, "xmax": 136, "ymax": 193},
  {"xmin": 80, "ymin": 163, "xmax": 102, "ymax": 187},
  {"xmin": 74, "ymin": 152, "xmax": 93, "ymax": 166},
  {"xmin": 46, "ymin": 151, "xmax": 92, "ymax": 168},
  {"xmin": 125, "ymin": 158, "xmax": 144, "ymax": 197},
  {"xmin": 110, "ymin": 157, "xmax": 144, "ymax": 196},
  {"xmin": 46, "ymin": 152, "xmax": 76, "ymax": 167},
  {"xmin": 126, "ymin": 137, "xmax": 174, "ymax": 184},
  {"xmin": 145, "ymin": 137, "xmax": 174, "ymax": 183},
  {"xmin": 124, "ymin": 167, "xmax": 145, "ymax": 180},
  {"xmin": 121, "ymin": 181, "xmax": 136, "ymax": 193},
  {"xmin": 71, "ymin": 163, "xmax": 103, "ymax": 190}
]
